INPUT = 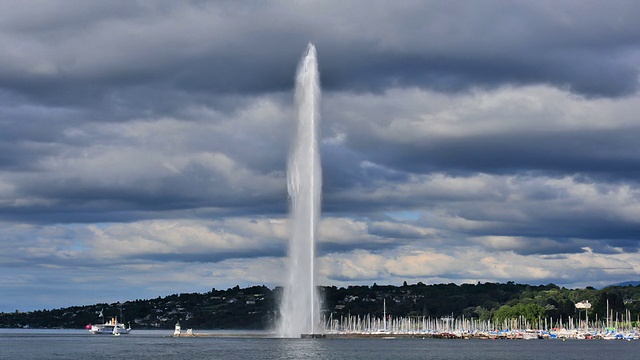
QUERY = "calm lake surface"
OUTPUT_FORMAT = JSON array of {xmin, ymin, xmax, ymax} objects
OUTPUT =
[{"xmin": 1, "ymin": 329, "xmax": 639, "ymax": 360}]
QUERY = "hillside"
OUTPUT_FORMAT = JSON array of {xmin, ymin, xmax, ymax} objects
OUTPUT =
[{"xmin": 2, "ymin": 282, "xmax": 640, "ymax": 330}]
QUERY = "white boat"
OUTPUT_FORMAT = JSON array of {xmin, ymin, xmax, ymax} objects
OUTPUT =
[
  {"xmin": 521, "ymin": 331, "xmax": 540, "ymax": 340},
  {"xmin": 88, "ymin": 317, "xmax": 131, "ymax": 335}
]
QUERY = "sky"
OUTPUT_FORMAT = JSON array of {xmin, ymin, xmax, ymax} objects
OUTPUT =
[{"xmin": 2, "ymin": 0, "xmax": 640, "ymax": 312}]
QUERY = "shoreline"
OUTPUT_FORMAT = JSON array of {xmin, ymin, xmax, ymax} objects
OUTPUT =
[{"xmin": 173, "ymin": 330, "xmax": 636, "ymax": 340}]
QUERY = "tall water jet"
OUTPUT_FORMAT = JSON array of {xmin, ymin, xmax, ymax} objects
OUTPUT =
[{"xmin": 279, "ymin": 43, "xmax": 321, "ymax": 338}]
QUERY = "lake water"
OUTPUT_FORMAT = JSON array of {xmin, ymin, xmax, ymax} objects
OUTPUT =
[{"xmin": 1, "ymin": 329, "xmax": 639, "ymax": 360}]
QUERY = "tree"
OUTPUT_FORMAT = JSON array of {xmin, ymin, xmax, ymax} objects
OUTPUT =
[{"xmin": 493, "ymin": 303, "xmax": 545, "ymax": 327}]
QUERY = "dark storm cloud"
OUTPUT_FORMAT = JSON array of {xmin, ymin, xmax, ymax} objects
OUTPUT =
[
  {"xmin": 1, "ymin": 1, "xmax": 639, "ymax": 111},
  {"xmin": 322, "ymin": 48, "xmax": 639, "ymax": 97},
  {"xmin": 134, "ymin": 248, "xmax": 285, "ymax": 264},
  {"xmin": 358, "ymin": 127, "xmax": 640, "ymax": 180},
  {"xmin": 318, "ymin": 238, "xmax": 405, "ymax": 256},
  {"xmin": 476, "ymin": 237, "xmax": 589, "ymax": 256},
  {"xmin": 321, "ymin": 141, "xmax": 410, "ymax": 196}
]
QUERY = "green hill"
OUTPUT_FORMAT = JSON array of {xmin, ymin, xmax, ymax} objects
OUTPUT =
[{"xmin": 2, "ymin": 282, "xmax": 640, "ymax": 330}]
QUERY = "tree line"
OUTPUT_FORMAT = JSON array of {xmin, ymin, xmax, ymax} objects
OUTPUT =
[{"xmin": 1, "ymin": 282, "xmax": 639, "ymax": 329}]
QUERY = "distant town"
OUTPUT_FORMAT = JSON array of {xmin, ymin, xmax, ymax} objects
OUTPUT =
[{"xmin": 2, "ymin": 282, "xmax": 639, "ymax": 331}]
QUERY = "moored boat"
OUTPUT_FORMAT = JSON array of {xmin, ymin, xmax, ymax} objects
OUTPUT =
[{"xmin": 88, "ymin": 317, "xmax": 131, "ymax": 335}]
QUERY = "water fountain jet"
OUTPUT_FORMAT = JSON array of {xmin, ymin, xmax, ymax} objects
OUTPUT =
[{"xmin": 278, "ymin": 43, "xmax": 321, "ymax": 338}]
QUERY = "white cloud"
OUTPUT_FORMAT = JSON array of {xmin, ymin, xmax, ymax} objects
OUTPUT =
[
  {"xmin": 326, "ymin": 86, "xmax": 640, "ymax": 145},
  {"xmin": 319, "ymin": 244, "xmax": 639, "ymax": 289}
]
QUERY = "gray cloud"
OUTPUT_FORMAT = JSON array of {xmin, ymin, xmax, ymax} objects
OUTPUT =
[
  {"xmin": 2, "ymin": 1, "xmax": 639, "ymax": 108},
  {"xmin": 362, "ymin": 128, "xmax": 640, "ymax": 179},
  {"xmin": 2, "ymin": 0, "xmax": 640, "ymax": 311}
]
